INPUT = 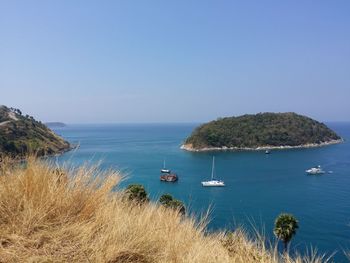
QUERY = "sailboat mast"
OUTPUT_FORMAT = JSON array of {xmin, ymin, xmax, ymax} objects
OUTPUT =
[
  {"xmin": 163, "ymin": 160, "xmax": 166, "ymax": 169},
  {"xmin": 211, "ymin": 156, "xmax": 215, "ymax": 180}
]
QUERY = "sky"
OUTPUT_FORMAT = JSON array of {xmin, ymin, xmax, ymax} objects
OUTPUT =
[{"xmin": 0, "ymin": 1, "xmax": 349, "ymax": 123}]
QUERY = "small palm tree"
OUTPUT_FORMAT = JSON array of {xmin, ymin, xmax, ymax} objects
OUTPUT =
[{"xmin": 274, "ymin": 213, "xmax": 299, "ymax": 251}]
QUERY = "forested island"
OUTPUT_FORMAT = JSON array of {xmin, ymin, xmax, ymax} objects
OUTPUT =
[
  {"xmin": 45, "ymin": 122, "xmax": 67, "ymax": 128},
  {"xmin": 182, "ymin": 112, "xmax": 342, "ymax": 151},
  {"xmin": 0, "ymin": 105, "xmax": 71, "ymax": 156}
]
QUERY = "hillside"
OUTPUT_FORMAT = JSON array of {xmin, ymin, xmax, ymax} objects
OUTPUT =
[
  {"xmin": 0, "ymin": 105, "xmax": 70, "ymax": 156},
  {"xmin": 183, "ymin": 112, "xmax": 342, "ymax": 151},
  {"xmin": 0, "ymin": 157, "xmax": 326, "ymax": 262}
]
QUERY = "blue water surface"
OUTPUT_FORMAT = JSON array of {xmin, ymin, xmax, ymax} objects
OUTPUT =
[{"xmin": 52, "ymin": 122, "xmax": 350, "ymax": 261}]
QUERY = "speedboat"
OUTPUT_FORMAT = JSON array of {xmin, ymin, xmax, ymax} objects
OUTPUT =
[
  {"xmin": 201, "ymin": 157, "xmax": 225, "ymax": 187},
  {"xmin": 306, "ymin": 165, "xmax": 325, "ymax": 175}
]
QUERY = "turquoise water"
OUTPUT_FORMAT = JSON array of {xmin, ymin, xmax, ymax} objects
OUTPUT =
[{"xmin": 53, "ymin": 123, "xmax": 350, "ymax": 261}]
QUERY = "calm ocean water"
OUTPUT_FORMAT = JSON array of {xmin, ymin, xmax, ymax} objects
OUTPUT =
[{"xmin": 52, "ymin": 122, "xmax": 350, "ymax": 261}]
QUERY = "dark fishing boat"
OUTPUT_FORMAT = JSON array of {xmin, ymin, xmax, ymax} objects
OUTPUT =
[{"xmin": 160, "ymin": 173, "xmax": 178, "ymax": 182}]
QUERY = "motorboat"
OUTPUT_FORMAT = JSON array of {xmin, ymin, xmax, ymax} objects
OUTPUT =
[{"xmin": 306, "ymin": 165, "xmax": 325, "ymax": 175}]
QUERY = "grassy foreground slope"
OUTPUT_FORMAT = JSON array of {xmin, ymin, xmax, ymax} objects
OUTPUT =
[
  {"xmin": 184, "ymin": 112, "xmax": 341, "ymax": 150},
  {"xmin": 0, "ymin": 158, "xmax": 326, "ymax": 262},
  {"xmin": 0, "ymin": 106, "xmax": 70, "ymax": 156}
]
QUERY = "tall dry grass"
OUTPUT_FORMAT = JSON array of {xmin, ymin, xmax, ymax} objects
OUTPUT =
[{"xmin": 0, "ymin": 158, "xmax": 328, "ymax": 262}]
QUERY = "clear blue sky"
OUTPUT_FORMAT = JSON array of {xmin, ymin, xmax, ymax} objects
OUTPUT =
[{"xmin": 1, "ymin": 1, "xmax": 349, "ymax": 123}]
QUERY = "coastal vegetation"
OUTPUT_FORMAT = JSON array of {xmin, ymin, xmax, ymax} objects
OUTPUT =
[
  {"xmin": 183, "ymin": 112, "xmax": 341, "ymax": 151},
  {"xmin": 159, "ymin": 193, "xmax": 186, "ymax": 214},
  {"xmin": 0, "ymin": 157, "xmax": 329, "ymax": 262},
  {"xmin": 274, "ymin": 214, "xmax": 299, "ymax": 251},
  {"xmin": 0, "ymin": 105, "xmax": 70, "ymax": 156},
  {"xmin": 125, "ymin": 184, "xmax": 149, "ymax": 203}
]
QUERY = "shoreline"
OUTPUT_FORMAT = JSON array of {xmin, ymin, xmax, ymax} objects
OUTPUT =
[
  {"xmin": 180, "ymin": 139, "xmax": 344, "ymax": 152},
  {"xmin": 0, "ymin": 144, "xmax": 75, "ymax": 161}
]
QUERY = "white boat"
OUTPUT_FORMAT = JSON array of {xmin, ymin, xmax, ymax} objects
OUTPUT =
[
  {"xmin": 201, "ymin": 157, "xmax": 225, "ymax": 187},
  {"xmin": 161, "ymin": 160, "xmax": 171, "ymax": 174},
  {"xmin": 305, "ymin": 165, "xmax": 325, "ymax": 175}
]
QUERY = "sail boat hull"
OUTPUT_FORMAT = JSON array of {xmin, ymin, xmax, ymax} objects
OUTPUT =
[
  {"xmin": 161, "ymin": 160, "xmax": 171, "ymax": 174},
  {"xmin": 201, "ymin": 180, "xmax": 225, "ymax": 187},
  {"xmin": 201, "ymin": 157, "xmax": 225, "ymax": 187}
]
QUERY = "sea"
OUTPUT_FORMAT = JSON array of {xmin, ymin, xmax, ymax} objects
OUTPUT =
[{"xmin": 52, "ymin": 122, "xmax": 350, "ymax": 262}]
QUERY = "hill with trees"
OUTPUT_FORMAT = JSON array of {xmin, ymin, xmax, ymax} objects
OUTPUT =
[
  {"xmin": 0, "ymin": 105, "xmax": 70, "ymax": 156},
  {"xmin": 183, "ymin": 112, "xmax": 342, "ymax": 151}
]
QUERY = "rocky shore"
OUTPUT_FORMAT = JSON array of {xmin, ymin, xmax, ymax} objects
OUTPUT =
[{"xmin": 181, "ymin": 138, "xmax": 344, "ymax": 152}]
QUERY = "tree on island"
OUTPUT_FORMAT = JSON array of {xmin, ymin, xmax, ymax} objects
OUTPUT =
[
  {"xmin": 125, "ymin": 184, "xmax": 149, "ymax": 203},
  {"xmin": 274, "ymin": 213, "xmax": 299, "ymax": 252},
  {"xmin": 159, "ymin": 193, "xmax": 185, "ymax": 215}
]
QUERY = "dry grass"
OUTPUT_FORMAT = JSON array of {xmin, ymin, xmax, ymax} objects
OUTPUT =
[{"xmin": 0, "ymin": 158, "xmax": 328, "ymax": 262}]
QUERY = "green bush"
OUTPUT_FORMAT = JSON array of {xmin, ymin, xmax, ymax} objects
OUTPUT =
[
  {"xmin": 159, "ymin": 193, "xmax": 185, "ymax": 215},
  {"xmin": 125, "ymin": 184, "xmax": 149, "ymax": 203}
]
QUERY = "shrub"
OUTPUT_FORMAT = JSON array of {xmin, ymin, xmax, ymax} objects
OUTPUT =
[
  {"xmin": 159, "ymin": 193, "xmax": 185, "ymax": 215},
  {"xmin": 125, "ymin": 184, "xmax": 149, "ymax": 203}
]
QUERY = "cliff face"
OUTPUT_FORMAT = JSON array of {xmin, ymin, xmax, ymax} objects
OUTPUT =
[
  {"xmin": 183, "ymin": 112, "xmax": 342, "ymax": 151},
  {"xmin": 0, "ymin": 105, "xmax": 70, "ymax": 156}
]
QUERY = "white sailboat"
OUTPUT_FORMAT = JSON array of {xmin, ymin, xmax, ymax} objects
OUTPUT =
[
  {"xmin": 161, "ymin": 160, "xmax": 171, "ymax": 174},
  {"xmin": 201, "ymin": 157, "xmax": 225, "ymax": 187}
]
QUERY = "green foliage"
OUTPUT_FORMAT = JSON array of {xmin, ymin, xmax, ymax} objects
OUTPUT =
[
  {"xmin": 159, "ymin": 193, "xmax": 185, "ymax": 214},
  {"xmin": 159, "ymin": 194, "xmax": 173, "ymax": 205},
  {"xmin": 185, "ymin": 112, "xmax": 341, "ymax": 149},
  {"xmin": 274, "ymin": 213, "xmax": 299, "ymax": 251},
  {"xmin": 0, "ymin": 106, "xmax": 10, "ymax": 122},
  {"xmin": 0, "ymin": 105, "xmax": 70, "ymax": 156},
  {"xmin": 125, "ymin": 184, "xmax": 149, "ymax": 203}
]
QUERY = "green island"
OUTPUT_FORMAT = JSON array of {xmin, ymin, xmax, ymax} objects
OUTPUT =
[
  {"xmin": 0, "ymin": 105, "xmax": 71, "ymax": 156},
  {"xmin": 45, "ymin": 122, "xmax": 67, "ymax": 128},
  {"xmin": 182, "ymin": 112, "xmax": 342, "ymax": 151}
]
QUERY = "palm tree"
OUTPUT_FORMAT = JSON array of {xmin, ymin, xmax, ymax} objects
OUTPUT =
[{"xmin": 274, "ymin": 213, "xmax": 299, "ymax": 251}]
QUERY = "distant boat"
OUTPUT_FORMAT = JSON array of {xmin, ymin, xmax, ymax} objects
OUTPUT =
[
  {"xmin": 161, "ymin": 160, "xmax": 171, "ymax": 174},
  {"xmin": 265, "ymin": 150, "xmax": 271, "ymax": 154},
  {"xmin": 306, "ymin": 165, "xmax": 325, "ymax": 175},
  {"xmin": 201, "ymin": 157, "xmax": 225, "ymax": 187},
  {"xmin": 160, "ymin": 173, "xmax": 178, "ymax": 182}
]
